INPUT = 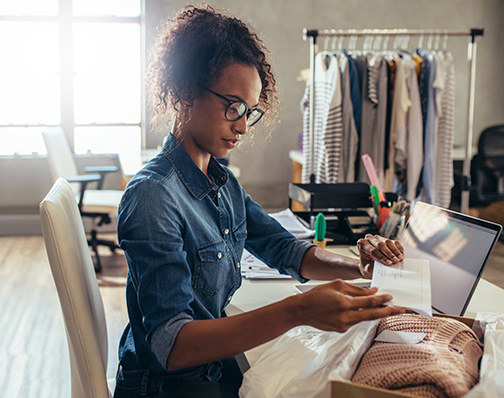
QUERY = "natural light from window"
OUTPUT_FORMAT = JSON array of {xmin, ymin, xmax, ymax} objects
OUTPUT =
[
  {"xmin": 0, "ymin": 22, "xmax": 60, "ymax": 126},
  {"xmin": 73, "ymin": 0, "xmax": 140, "ymax": 17},
  {"xmin": 0, "ymin": 0, "xmax": 142, "ymax": 166},
  {"xmin": 73, "ymin": 23, "xmax": 141, "ymax": 124},
  {"xmin": 0, "ymin": 0, "xmax": 58, "ymax": 16}
]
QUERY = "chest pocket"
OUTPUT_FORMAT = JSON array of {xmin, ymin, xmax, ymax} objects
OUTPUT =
[
  {"xmin": 194, "ymin": 240, "xmax": 231, "ymax": 295},
  {"xmin": 232, "ymin": 217, "xmax": 247, "ymax": 241}
]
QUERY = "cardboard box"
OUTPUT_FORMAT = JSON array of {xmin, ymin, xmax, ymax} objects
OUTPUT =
[{"xmin": 330, "ymin": 313, "xmax": 476, "ymax": 398}]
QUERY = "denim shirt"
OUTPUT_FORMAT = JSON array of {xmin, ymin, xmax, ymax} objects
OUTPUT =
[{"xmin": 116, "ymin": 133, "xmax": 313, "ymax": 383}]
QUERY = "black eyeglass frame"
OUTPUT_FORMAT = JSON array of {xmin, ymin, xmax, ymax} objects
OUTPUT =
[{"xmin": 201, "ymin": 85, "xmax": 265, "ymax": 127}]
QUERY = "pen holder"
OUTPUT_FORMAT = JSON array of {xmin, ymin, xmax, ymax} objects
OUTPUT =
[{"xmin": 313, "ymin": 239, "xmax": 327, "ymax": 249}]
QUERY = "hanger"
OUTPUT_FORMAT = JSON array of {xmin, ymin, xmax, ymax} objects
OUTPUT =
[
  {"xmin": 434, "ymin": 30, "xmax": 441, "ymax": 51},
  {"xmin": 330, "ymin": 29, "xmax": 338, "ymax": 52},
  {"xmin": 443, "ymin": 30, "xmax": 448, "ymax": 51},
  {"xmin": 382, "ymin": 35, "xmax": 389, "ymax": 52},
  {"xmin": 418, "ymin": 34, "xmax": 424, "ymax": 49},
  {"xmin": 324, "ymin": 35, "xmax": 330, "ymax": 51},
  {"xmin": 338, "ymin": 30, "xmax": 344, "ymax": 51},
  {"xmin": 427, "ymin": 34, "xmax": 433, "ymax": 51}
]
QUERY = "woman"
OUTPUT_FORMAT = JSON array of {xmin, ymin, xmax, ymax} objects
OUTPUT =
[{"xmin": 114, "ymin": 5, "xmax": 404, "ymax": 397}]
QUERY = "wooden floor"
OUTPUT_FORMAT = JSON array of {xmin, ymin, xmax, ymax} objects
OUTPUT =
[
  {"xmin": 0, "ymin": 234, "xmax": 128, "ymax": 398},
  {"xmin": 1, "ymin": 234, "xmax": 503, "ymax": 397}
]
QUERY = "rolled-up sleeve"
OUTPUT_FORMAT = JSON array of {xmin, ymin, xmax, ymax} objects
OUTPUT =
[
  {"xmin": 151, "ymin": 312, "xmax": 192, "ymax": 368},
  {"xmin": 243, "ymin": 193, "xmax": 314, "ymax": 283}
]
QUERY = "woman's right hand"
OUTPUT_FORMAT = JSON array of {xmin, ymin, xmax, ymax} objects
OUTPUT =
[{"xmin": 295, "ymin": 279, "xmax": 404, "ymax": 333}]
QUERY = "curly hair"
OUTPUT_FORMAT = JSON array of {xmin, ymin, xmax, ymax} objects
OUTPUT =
[{"xmin": 148, "ymin": 4, "xmax": 278, "ymax": 131}]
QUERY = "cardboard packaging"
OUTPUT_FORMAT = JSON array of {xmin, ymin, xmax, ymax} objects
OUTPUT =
[{"xmin": 330, "ymin": 313, "xmax": 476, "ymax": 398}]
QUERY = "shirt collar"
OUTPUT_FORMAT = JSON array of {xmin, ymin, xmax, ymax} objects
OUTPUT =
[{"xmin": 162, "ymin": 133, "xmax": 229, "ymax": 200}]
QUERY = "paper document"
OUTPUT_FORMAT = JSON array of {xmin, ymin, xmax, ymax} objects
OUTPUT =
[
  {"xmin": 268, "ymin": 208, "xmax": 314, "ymax": 239},
  {"xmin": 240, "ymin": 249, "xmax": 292, "ymax": 279},
  {"xmin": 371, "ymin": 258, "xmax": 432, "ymax": 317}
]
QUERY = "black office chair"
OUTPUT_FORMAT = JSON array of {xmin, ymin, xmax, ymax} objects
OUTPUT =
[{"xmin": 470, "ymin": 125, "xmax": 504, "ymax": 206}]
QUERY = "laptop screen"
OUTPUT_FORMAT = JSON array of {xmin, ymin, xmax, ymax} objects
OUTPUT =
[{"xmin": 400, "ymin": 201, "xmax": 502, "ymax": 316}]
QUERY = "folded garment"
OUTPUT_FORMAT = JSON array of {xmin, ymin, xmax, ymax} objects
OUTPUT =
[{"xmin": 352, "ymin": 314, "xmax": 483, "ymax": 398}]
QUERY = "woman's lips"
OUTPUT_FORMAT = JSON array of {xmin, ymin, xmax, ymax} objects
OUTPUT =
[{"xmin": 222, "ymin": 138, "xmax": 238, "ymax": 149}]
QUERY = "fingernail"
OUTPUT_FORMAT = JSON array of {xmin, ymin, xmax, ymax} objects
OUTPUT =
[
  {"xmin": 385, "ymin": 295, "xmax": 393, "ymax": 301},
  {"xmin": 385, "ymin": 259, "xmax": 393, "ymax": 265}
]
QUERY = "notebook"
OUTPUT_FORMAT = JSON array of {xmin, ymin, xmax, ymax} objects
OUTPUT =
[{"xmin": 400, "ymin": 201, "xmax": 502, "ymax": 316}]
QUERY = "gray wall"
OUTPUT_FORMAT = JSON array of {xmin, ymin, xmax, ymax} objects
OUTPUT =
[{"xmin": 147, "ymin": 0, "xmax": 504, "ymax": 209}]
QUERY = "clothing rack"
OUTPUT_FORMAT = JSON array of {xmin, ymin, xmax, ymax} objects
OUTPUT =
[{"xmin": 303, "ymin": 28, "xmax": 484, "ymax": 214}]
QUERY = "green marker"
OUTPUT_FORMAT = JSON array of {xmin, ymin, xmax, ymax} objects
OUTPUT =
[{"xmin": 370, "ymin": 185, "xmax": 380, "ymax": 216}]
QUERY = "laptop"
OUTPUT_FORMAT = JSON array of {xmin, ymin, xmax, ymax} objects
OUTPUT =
[{"xmin": 400, "ymin": 201, "xmax": 502, "ymax": 316}]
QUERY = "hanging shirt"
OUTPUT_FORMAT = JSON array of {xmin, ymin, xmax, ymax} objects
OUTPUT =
[
  {"xmin": 338, "ymin": 53, "xmax": 359, "ymax": 182},
  {"xmin": 342, "ymin": 49, "xmax": 362, "ymax": 134},
  {"xmin": 353, "ymin": 55, "xmax": 368, "ymax": 178},
  {"xmin": 419, "ymin": 53, "xmax": 437, "ymax": 203},
  {"xmin": 359, "ymin": 54, "xmax": 389, "ymax": 185},
  {"xmin": 301, "ymin": 52, "xmax": 343, "ymax": 183},
  {"xmin": 433, "ymin": 52, "xmax": 455, "ymax": 208},
  {"xmin": 383, "ymin": 57, "xmax": 397, "ymax": 193},
  {"xmin": 391, "ymin": 53, "xmax": 424, "ymax": 201}
]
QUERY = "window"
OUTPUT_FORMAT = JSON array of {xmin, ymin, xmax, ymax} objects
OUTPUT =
[
  {"xmin": 0, "ymin": 21, "xmax": 60, "ymax": 126},
  {"xmin": 0, "ymin": 0, "xmax": 143, "ymax": 167}
]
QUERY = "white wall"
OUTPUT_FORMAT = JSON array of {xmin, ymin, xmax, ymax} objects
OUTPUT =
[{"xmin": 146, "ymin": 0, "xmax": 504, "ymax": 208}]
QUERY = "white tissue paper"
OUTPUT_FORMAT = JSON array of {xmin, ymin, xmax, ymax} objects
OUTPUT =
[
  {"xmin": 465, "ymin": 312, "xmax": 504, "ymax": 397},
  {"xmin": 239, "ymin": 320, "xmax": 379, "ymax": 398}
]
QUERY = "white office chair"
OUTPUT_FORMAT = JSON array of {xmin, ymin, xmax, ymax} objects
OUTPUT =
[
  {"xmin": 40, "ymin": 178, "xmax": 115, "ymax": 398},
  {"xmin": 42, "ymin": 127, "xmax": 124, "ymax": 272}
]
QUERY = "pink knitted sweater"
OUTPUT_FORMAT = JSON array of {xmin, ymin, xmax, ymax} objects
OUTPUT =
[{"xmin": 352, "ymin": 314, "xmax": 483, "ymax": 397}]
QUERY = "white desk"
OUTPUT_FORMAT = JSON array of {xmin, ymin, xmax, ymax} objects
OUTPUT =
[{"xmin": 228, "ymin": 246, "xmax": 504, "ymax": 367}]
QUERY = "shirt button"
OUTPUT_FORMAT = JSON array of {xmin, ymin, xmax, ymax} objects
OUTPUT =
[
  {"xmin": 217, "ymin": 252, "xmax": 222, "ymax": 259},
  {"xmin": 227, "ymin": 296, "xmax": 232, "ymax": 301},
  {"xmin": 236, "ymin": 262, "xmax": 240, "ymax": 268},
  {"xmin": 224, "ymin": 228, "xmax": 229, "ymax": 235},
  {"xmin": 217, "ymin": 192, "xmax": 221, "ymax": 198}
]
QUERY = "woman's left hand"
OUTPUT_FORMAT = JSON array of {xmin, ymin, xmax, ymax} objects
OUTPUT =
[{"xmin": 356, "ymin": 234, "xmax": 404, "ymax": 278}]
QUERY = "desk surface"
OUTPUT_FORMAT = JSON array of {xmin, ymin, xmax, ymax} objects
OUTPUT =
[{"xmin": 228, "ymin": 246, "xmax": 504, "ymax": 366}]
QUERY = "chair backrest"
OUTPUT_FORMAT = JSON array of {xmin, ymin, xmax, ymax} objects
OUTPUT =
[
  {"xmin": 40, "ymin": 178, "xmax": 111, "ymax": 398},
  {"xmin": 42, "ymin": 128, "xmax": 80, "ymax": 196},
  {"xmin": 477, "ymin": 125, "xmax": 504, "ymax": 171}
]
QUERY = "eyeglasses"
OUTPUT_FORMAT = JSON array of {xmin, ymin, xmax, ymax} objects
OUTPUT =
[{"xmin": 201, "ymin": 86, "xmax": 265, "ymax": 127}]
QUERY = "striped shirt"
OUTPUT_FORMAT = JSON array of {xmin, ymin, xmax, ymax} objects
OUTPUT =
[
  {"xmin": 301, "ymin": 52, "xmax": 343, "ymax": 183},
  {"xmin": 433, "ymin": 52, "xmax": 455, "ymax": 208}
]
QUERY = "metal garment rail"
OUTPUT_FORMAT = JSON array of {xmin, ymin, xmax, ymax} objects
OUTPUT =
[{"xmin": 303, "ymin": 28, "xmax": 484, "ymax": 214}]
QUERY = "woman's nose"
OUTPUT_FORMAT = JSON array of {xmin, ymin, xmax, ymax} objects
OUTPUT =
[{"xmin": 232, "ymin": 115, "xmax": 248, "ymax": 135}]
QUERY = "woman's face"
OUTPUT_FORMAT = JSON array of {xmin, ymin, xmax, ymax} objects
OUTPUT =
[{"xmin": 180, "ymin": 62, "xmax": 262, "ymax": 167}]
